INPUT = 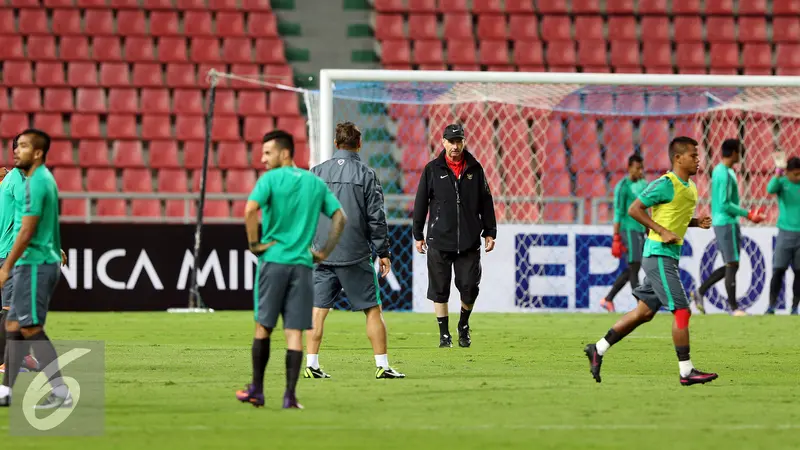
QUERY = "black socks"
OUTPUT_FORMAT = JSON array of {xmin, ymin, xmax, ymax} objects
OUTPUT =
[
  {"xmin": 604, "ymin": 328, "xmax": 623, "ymax": 347},
  {"xmin": 699, "ymin": 266, "xmax": 726, "ymax": 296},
  {"xmin": 675, "ymin": 345, "xmax": 691, "ymax": 362},
  {"xmin": 285, "ymin": 350, "xmax": 303, "ymax": 395},
  {"xmin": 458, "ymin": 308, "xmax": 472, "ymax": 330},
  {"xmin": 251, "ymin": 337, "xmax": 270, "ymax": 392},
  {"xmin": 628, "ymin": 262, "xmax": 641, "ymax": 290},
  {"xmin": 724, "ymin": 265, "xmax": 739, "ymax": 311},
  {"xmin": 2, "ymin": 330, "xmax": 23, "ymax": 388},
  {"xmin": 437, "ymin": 316, "xmax": 449, "ymax": 338},
  {"xmin": 606, "ymin": 268, "xmax": 630, "ymax": 301}
]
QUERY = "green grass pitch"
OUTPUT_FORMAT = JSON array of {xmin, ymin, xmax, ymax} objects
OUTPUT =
[{"xmin": 2, "ymin": 311, "xmax": 800, "ymax": 449}]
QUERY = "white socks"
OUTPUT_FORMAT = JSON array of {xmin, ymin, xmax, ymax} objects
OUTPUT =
[
  {"xmin": 307, "ymin": 354, "xmax": 319, "ymax": 369},
  {"xmin": 679, "ymin": 360, "xmax": 694, "ymax": 377},
  {"xmin": 595, "ymin": 338, "xmax": 611, "ymax": 356},
  {"xmin": 0, "ymin": 385, "xmax": 9, "ymax": 398},
  {"xmin": 308, "ymin": 353, "xmax": 390, "ymax": 369},
  {"xmin": 375, "ymin": 354, "xmax": 389, "ymax": 368}
]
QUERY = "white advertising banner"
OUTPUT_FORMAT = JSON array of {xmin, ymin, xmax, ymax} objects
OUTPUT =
[{"xmin": 412, "ymin": 225, "xmax": 794, "ymax": 314}]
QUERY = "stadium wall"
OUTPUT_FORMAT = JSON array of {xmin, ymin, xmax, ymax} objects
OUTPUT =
[{"xmin": 51, "ymin": 224, "xmax": 791, "ymax": 314}]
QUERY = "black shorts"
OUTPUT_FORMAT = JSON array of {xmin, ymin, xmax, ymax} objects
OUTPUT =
[
  {"xmin": 254, "ymin": 261, "xmax": 313, "ymax": 330},
  {"xmin": 426, "ymin": 247, "xmax": 481, "ymax": 304}
]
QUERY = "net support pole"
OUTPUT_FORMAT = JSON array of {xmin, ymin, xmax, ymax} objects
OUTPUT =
[
  {"xmin": 183, "ymin": 69, "xmax": 218, "ymax": 313},
  {"xmin": 319, "ymin": 69, "xmax": 334, "ymax": 165}
]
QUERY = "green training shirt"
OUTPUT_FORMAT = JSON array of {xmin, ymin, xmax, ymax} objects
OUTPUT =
[
  {"xmin": 613, "ymin": 176, "xmax": 648, "ymax": 232},
  {"xmin": 13, "ymin": 165, "xmax": 61, "ymax": 265},
  {"xmin": 767, "ymin": 176, "xmax": 800, "ymax": 232},
  {"xmin": 0, "ymin": 169, "xmax": 24, "ymax": 259},
  {"xmin": 639, "ymin": 173, "xmax": 698, "ymax": 261},
  {"xmin": 711, "ymin": 163, "xmax": 748, "ymax": 226},
  {"xmin": 248, "ymin": 166, "xmax": 342, "ymax": 268}
]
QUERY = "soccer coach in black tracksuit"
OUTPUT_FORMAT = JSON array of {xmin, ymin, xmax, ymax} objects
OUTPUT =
[{"xmin": 413, "ymin": 123, "xmax": 497, "ymax": 349}]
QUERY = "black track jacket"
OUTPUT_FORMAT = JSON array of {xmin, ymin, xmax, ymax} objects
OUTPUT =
[{"xmin": 412, "ymin": 150, "xmax": 497, "ymax": 253}]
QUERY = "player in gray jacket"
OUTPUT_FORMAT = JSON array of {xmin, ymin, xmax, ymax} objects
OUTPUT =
[{"xmin": 304, "ymin": 122, "xmax": 405, "ymax": 380}]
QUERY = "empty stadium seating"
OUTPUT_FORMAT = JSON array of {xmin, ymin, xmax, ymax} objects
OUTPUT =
[{"xmin": 0, "ymin": 1, "xmax": 302, "ymax": 221}]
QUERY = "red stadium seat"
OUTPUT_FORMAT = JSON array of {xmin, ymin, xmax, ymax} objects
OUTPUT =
[
  {"xmin": 738, "ymin": 18, "xmax": 767, "ymax": 43},
  {"xmin": 672, "ymin": 17, "xmax": 702, "ymax": 42},
  {"xmin": 382, "ymin": 40, "xmax": 412, "ymax": 65},
  {"xmin": 165, "ymin": 200, "xmax": 194, "ymax": 218},
  {"xmin": 776, "ymin": 44, "xmax": 800, "ymax": 68},
  {"xmin": 121, "ymin": 168, "xmax": 153, "ymax": 192},
  {"xmin": 157, "ymin": 169, "xmax": 189, "ymax": 193},
  {"xmin": 238, "ymin": 91, "xmax": 268, "ymax": 116},
  {"xmin": 67, "ymin": 62, "xmax": 98, "ymax": 87},
  {"xmin": 514, "ymin": 41, "xmax": 544, "ymax": 66},
  {"xmin": 737, "ymin": 0, "xmax": 767, "ymax": 15},
  {"xmin": 124, "ymin": 37, "xmax": 156, "ymax": 62},
  {"xmin": 142, "ymin": 115, "xmax": 174, "ymax": 140},
  {"xmin": 108, "ymin": 88, "xmax": 137, "ymax": 114},
  {"xmin": 5, "ymin": 62, "xmax": 34, "ymax": 87},
  {"xmin": 52, "ymin": 9, "xmax": 82, "ymax": 35},
  {"xmin": 93, "ymin": 37, "xmax": 123, "ymax": 62},
  {"xmin": 113, "ymin": 141, "xmax": 145, "ymax": 168},
  {"xmin": 143, "ymin": 0, "xmax": 174, "ymax": 9},
  {"xmin": 672, "ymin": 0, "xmax": 702, "ymax": 14},
  {"xmin": 85, "ymin": 10, "xmax": 114, "ymax": 36},
  {"xmin": 86, "ymin": 168, "xmax": 117, "ymax": 191},
  {"xmin": 774, "ymin": 0, "xmax": 800, "ymax": 15},
  {"xmin": 742, "ymin": 44, "xmax": 771, "ymax": 69},
  {"xmin": 640, "ymin": 17, "xmax": 670, "ymax": 41},
  {"xmin": 607, "ymin": 16, "xmax": 637, "ymax": 41},
  {"xmin": 183, "ymin": 11, "xmax": 212, "ymax": 36},
  {"xmin": 413, "ymin": 40, "xmax": 442, "ymax": 64},
  {"xmin": 374, "ymin": 0, "xmax": 404, "ymax": 11},
  {"xmin": 217, "ymin": 142, "xmax": 250, "ymax": 169},
  {"xmin": 33, "ymin": 113, "xmax": 66, "ymax": 138},
  {"xmin": 208, "ymin": 0, "xmax": 238, "ymax": 10},
  {"xmin": 174, "ymin": 117, "xmax": 204, "ymax": 141},
  {"xmin": 212, "ymin": 117, "xmax": 240, "ymax": 141},
  {"xmin": 477, "ymin": 15, "xmax": 508, "ymax": 40},
  {"xmin": 149, "ymin": 141, "xmax": 180, "ymax": 169},
  {"xmin": 0, "ymin": 36, "xmax": 24, "ymax": 61},
  {"xmin": 75, "ymin": 88, "xmax": 106, "ymax": 113},
  {"xmin": 709, "ymin": 43, "xmax": 739, "ymax": 69},
  {"xmin": 706, "ymin": 17, "xmax": 735, "ymax": 42},
  {"xmin": 536, "ymin": 0, "xmax": 568, "ymax": 13},
  {"xmin": 116, "ymin": 11, "xmax": 146, "ymax": 36},
  {"xmin": 150, "ymin": 11, "xmax": 179, "ymax": 37},
  {"xmin": 140, "ymin": 88, "xmax": 170, "ymax": 114},
  {"xmin": 35, "ymin": 62, "xmax": 65, "ymax": 87},
  {"xmin": 575, "ymin": 172, "xmax": 608, "ymax": 198},
  {"xmin": 78, "ymin": 140, "xmax": 110, "ymax": 167},
  {"xmin": 61, "ymin": 199, "xmax": 88, "ymax": 218},
  {"xmin": 182, "ymin": 141, "xmax": 208, "ymax": 169},
  {"xmin": 773, "ymin": 17, "xmax": 800, "ymax": 42},
  {"xmin": 640, "ymin": 120, "xmax": 671, "ymax": 172},
  {"xmin": 96, "ymin": 199, "xmax": 127, "ymax": 217},
  {"xmin": 505, "ymin": 0, "xmax": 535, "ymax": 12},
  {"xmin": 375, "ymin": 14, "xmax": 405, "ymax": 40},
  {"xmin": 540, "ymin": 16, "xmax": 571, "ymax": 42},
  {"xmin": 131, "ymin": 200, "xmax": 162, "ymax": 218},
  {"xmin": 479, "ymin": 41, "xmax": 509, "ymax": 65},
  {"xmin": 604, "ymin": 120, "xmax": 635, "ymax": 172},
  {"xmin": 473, "ymin": 0, "xmax": 503, "ymax": 13},
  {"xmin": 574, "ymin": 17, "xmax": 604, "ymax": 41},
  {"xmin": 0, "ymin": 10, "xmax": 14, "ymax": 34},
  {"xmin": 508, "ymin": 15, "xmax": 538, "ymax": 40},
  {"xmin": 223, "ymin": 38, "xmax": 254, "ymax": 64},
  {"xmin": 408, "ymin": 15, "xmax": 438, "ymax": 40},
  {"xmin": 191, "ymin": 169, "xmax": 223, "ymax": 192},
  {"xmin": 70, "ymin": 114, "xmax": 100, "ymax": 138},
  {"xmin": 572, "ymin": 0, "xmax": 601, "ymax": 13},
  {"xmin": 247, "ymin": 13, "xmax": 278, "ymax": 37},
  {"xmin": 29, "ymin": 36, "xmax": 59, "ymax": 60},
  {"xmin": 171, "ymin": 89, "xmax": 203, "ymax": 115},
  {"xmin": 225, "ymin": 169, "xmax": 257, "ymax": 193},
  {"xmin": 47, "ymin": 141, "xmax": 75, "ymax": 167},
  {"xmin": 567, "ymin": 119, "xmax": 602, "ymax": 172},
  {"xmin": 268, "ymin": 91, "xmax": 299, "ymax": 116},
  {"xmin": 606, "ymin": 0, "xmax": 635, "ymax": 13},
  {"xmin": 53, "ymin": 168, "xmax": 84, "ymax": 191},
  {"xmin": 443, "ymin": 14, "xmax": 473, "ymax": 40},
  {"xmin": 675, "ymin": 43, "xmax": 706, "ymax": 69},
  {"xmin": 106, "ymin": 114, "xmax": 137, "ymax": 139},
  {"xmin": 275, "ymin": 117, "xmax": 307, "ymax": 142},
  {"xmin": 158, "ymin": 37, "xmax": 189, "ymax": 63},
  {"xmin": 408, "ymin": 0, "xmax": 436, "ymax": 12},
  {"xmin": 577, "ymin": 41, "xmax": 607, "ymax": 67},
  {"xmin": 109, "ymin": 0, "xmax": 140, "ymax": 8},
  {"xmin": 18, "ymin": 10, "xmax": 48, "ymax": 35},
  {"xmin": 11, "ymin": 88, "xmax": 40, "ymax": 113},
  {"xmin": 100, "ymin": 63, "xmax": 130, "ymax": 87},
  {"xmin": 610, "ymin": 41, "xmax": 639, "ymax": 69},
  {"xmin": 438, "ymin": 0, "xmax": 468, "ymax": 12},
  {"xmin": 212, "ymin": 90, "xmax": 236, "ymax": 116},
  {"xmin": 744, "ymin": 119, "xmax": 776, "ymax": 172},
  {"xmin": 254, "ymin": 39, "xmax": 287, "ymax": 64},
  {"xmin": 165, "ymin": 63, "xmax": 196, "ymax": 88},
  {"xmin": 546, "ymin": 41, "xmax": 576, "ymax": 67},
  {"xmin": 244, "ymin": 116, "xmax": 274, "ymax": 142}
]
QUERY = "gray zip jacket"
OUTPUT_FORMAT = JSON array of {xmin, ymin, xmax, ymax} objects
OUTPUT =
[{"xmin": 312, "ymin": 150, "xmax": 390, "ymax": 266}]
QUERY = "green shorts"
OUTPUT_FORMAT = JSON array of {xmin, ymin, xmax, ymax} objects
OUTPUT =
[
  {"xmin": 314, "ymin": 259, "xmax": 381, "ymax": 311},
  {"xmin": 633, "ymin": 256, "xmax": 689, "ymax": 312},
  {"xmin": 254, "ymin": 261, "xmax": 313, "ymax": 330},
  {"xmin": 714, "ymin": 224, "xmax": 741, "ymax": 264},
  {"xmin": 6, "ymin": 263, "xmax": 61, "ymax": 327},
  {"xmin": 621, "ymin": 230, "xmax": 645, "ymax": 263}
]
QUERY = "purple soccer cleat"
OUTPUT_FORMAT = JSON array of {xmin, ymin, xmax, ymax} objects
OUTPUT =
[
  {"xmin": 282, "ymin": 392, "xmax": 303, "ymax": 409},
  {"xmin": 235, "ymin": 384, "xmax": 264, "ymax": 408}
]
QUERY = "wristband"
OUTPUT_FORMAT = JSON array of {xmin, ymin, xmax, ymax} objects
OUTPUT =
[{"xmin": 776, "ymin": 168, "xmax": 785, "ymax": 176}]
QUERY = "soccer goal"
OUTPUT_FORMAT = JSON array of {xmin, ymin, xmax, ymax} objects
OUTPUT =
[{"xmin": 308, "ymin": 70, "xmax": 800, "ymax": 313}]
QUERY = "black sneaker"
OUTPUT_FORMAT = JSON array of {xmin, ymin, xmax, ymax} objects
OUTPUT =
[
  {"xmin": 680, "ymin": 368, "xmax": 718, "ymax": 386},
  {"xmin": 458, "ymin": 326, "xmax": 471, "ymax": 348},
  {"xmin": 376, "ymin": 367, "xmax": 406, "ymax": 379},
  {"xmin": 35, "ymin": 392, "xmax": 73, "ymax": 410},
  {"xmin": 439, "ymin": 334, "xmax": 453, "ymax": 348},
  {"xmin": 303, "ymin": 367, "xmax": 331, "ymax": 379},
  {"xmin": 584, "ymin": 344, "xmax": 603, "ymax": 383}
]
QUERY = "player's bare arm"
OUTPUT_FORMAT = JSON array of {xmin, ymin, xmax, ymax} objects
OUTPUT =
[
  {"xmin": 628, "ymin": 198, "xmax": 679, "ymax": 244},
  {"xmin": 243, "ymin": 200, "xmax": 276, "ymax": 256},
  {"xmin": 0, "ymin": 215, "xmax": 39, "ymax": 287},
  {"xmin": 312, "ymin": 209, "xmax": 347, "ymax": 263}
]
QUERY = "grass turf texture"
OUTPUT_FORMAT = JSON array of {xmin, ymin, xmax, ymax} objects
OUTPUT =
[{"xmin": 2, "ymin": 312, "xmax": 800, "ymax": 449}]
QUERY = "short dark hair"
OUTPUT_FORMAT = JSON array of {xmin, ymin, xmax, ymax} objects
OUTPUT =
[
  {"xmin": 11, "ymin": 134, "xmax": 20, "ymax": 151},
  {"xmin": 668, "ymin": 136, "xmax": 698, "ymax": 163},
  {"xmin": 628, "ymin": 154, "xmax": 643, "ymax": 168},
  {"xmin": 335, "ymin": 122, "xmax": 361, "ymax": 150},
  {"xmin": 262, "ymin": 129, "xmax": 294, "ymax": 157},
  {"xmin": 721, "ymin": 138, "xmax": 742, "ymax": 158},
  {"xmin": 18, "ymin": 129, "xmax": 51, "ymax": 162},
  {"xmin": 787, "ymin": 156, "xmax": 800, "ymax": 171}
]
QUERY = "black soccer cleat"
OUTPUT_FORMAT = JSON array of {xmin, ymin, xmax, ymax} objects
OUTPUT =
[
  {"xmin": 584, "ymin": 344, "xmax": 603, "ymax": 383},
  {"xmin": 458, "ymin": 326, "xmax": 471, "ymax": 348},
  {"xmin": 439, "ymin": 334, "xmax": 453, "ymax": 348},
  {"xmin": 303, "ymin": 367, "xmax": 331, "ymax": 379},
  {"xmin": 376, "ymin": 367, "xmax": 406, "ymax": 379},
  {"xmin": 680, "ymin": 368, "xmax": 718, "ymax": 386}
]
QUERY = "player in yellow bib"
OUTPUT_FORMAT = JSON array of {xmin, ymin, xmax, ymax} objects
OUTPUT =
[{"xmin": 584, "ymin": 137, "xmax": 719, "ymax": 386}]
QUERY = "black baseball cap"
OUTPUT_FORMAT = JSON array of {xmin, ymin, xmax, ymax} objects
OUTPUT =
[{"xmin": 443, "ymin": 124, "xmax": 465, "ymax": 140}]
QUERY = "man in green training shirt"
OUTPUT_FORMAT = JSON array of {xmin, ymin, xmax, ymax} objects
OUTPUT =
[
  {"xmin": 0, "ymin": 129, "xmax": 70, "ymax": 409},
  {"xmin": 585, "ymin": 137, "xmax": 718, "ymax": 386},
  {"xmin": 765, "ymin": 156, "xmax": 800, "ymax": 315},
  {"xmin": 235, "ymin": 130, "xmax": 346, "ymax": 410},
  {"xmin": 601, "ymin": 154, "xmax": 648, "ymax": 313},
  {"xmin": 692, "ymin": 139, "xmax": 764, "ymax": 316}
]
